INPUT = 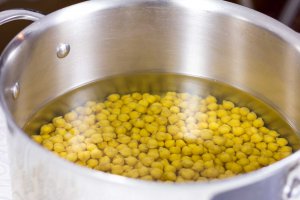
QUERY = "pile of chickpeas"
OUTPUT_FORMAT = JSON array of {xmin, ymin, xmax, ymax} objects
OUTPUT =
[{"xmin": 31, "ymin": 92, "xmax": 292, "ymax": 182}]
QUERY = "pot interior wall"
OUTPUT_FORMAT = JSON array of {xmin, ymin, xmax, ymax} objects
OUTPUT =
[{"xmin": 2, "ymin": 1, "xmax": 300, "ymax": 146}]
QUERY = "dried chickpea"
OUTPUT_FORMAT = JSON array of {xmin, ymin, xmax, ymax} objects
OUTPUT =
[{"xmin": 31, "ymin": 91, "xmax": 293, "ymax": 183}]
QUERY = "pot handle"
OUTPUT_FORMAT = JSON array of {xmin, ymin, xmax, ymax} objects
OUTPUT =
[
  {"xmin": 0, "ymin": 9, "xmax": 44, "ymax": 26},
  {"xmin": 282, "ymin": 161, "xmax": 300, "ymax": 200}
]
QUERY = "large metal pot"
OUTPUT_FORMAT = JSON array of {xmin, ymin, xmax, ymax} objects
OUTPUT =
[{"xmin": 1, "ymin": 0, "xmax": 300, "ymax": 199}]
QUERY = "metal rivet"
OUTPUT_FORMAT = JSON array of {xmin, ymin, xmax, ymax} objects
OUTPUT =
[
  {"xmin": 11, "ymin": 82, "xmax": 20, "ymax": 100},
  {"xmin": 56, "ymin": 43, "xmax": 70, "ymax": 58}
]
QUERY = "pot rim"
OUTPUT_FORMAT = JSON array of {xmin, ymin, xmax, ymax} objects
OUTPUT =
[{"xmin": 1, "ymin": 0, "xmax": 300, "ymax": 193}]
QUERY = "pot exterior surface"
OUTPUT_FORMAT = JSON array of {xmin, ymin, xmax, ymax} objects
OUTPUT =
[
  {"xmin": 1, "ymin": 0, "xmax": 300, "ymax": 199},
  {"xmin": 5, "ymin": 129, "xmax": 295, "ymax": 200}
]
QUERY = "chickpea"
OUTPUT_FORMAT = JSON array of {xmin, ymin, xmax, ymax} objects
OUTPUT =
[{"xmin": 32, "ymin": 92, "xmax": 293, "ymax": 182}]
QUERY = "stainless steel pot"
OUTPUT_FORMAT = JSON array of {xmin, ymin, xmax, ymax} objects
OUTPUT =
[{"xmin": 1, "ymin": 0, "xmax": 300, "ymax": 199}]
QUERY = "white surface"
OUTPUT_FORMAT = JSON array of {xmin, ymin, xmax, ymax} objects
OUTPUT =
[{"xmin": 0, "ymin": 109, "xmax": 12, "ymax": 200}]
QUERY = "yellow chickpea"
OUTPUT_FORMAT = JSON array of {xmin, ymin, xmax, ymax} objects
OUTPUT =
[
  {"xmin": 124, "ymin": 157, "xmax": 138, "ymax": 166},
  {"xmin": 40, "ymin": 124, "xmax": 55, "ymax": 135},
  {"xmin": 33, "ymin": 91, "xmax": 293, "ymax": 183},
  {"xmin": 87, "ymin": 159, "xmax": 99, "ymax": 168},
  {"xmin": 179, "ymin": 168, "xmax": 195, "ymax": 180},
  {"xmin": 66, "ymin": 152, "xmax": 78, "ymax": 162},
  {"xmin": 201, "ymin": 168, "xmax": 219, "ymax": 179},
  {"xmin": 150, "ymin": 168, "xmax": 163, "ymax": 179},
  {"xmin": 77, "ymin": 151, "xmax": 91, "ymax": 162}
]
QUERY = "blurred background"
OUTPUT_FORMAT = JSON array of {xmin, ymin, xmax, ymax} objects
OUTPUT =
[{"xmin": 0, "ymin": 0, "xmax": 300, "ymax": 52}]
